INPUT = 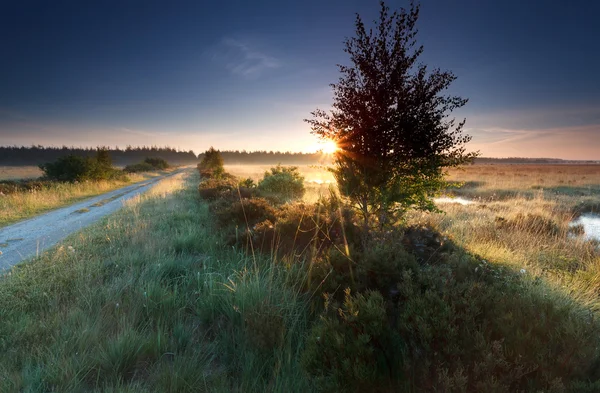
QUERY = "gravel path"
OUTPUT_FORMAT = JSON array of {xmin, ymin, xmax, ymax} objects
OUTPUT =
[{"xmin": 0, "ymin": 170, "xmax": 184, "ymax": 269}]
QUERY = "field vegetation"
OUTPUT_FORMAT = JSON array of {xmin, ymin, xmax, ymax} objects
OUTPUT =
[
  {"xmin": 0, "ymin": 152, "xmax": 174, "ymax": 227},
  {"xmin": 2, "ymin": 162, "xmax": 600, "ymax": 391}
]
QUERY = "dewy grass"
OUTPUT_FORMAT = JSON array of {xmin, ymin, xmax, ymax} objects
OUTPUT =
[
  {"xmin": 0, "ymin": 172, "xmax": 161, "ymax": 228},
  {"xmin": 0, "ymin": 171, "xmax": 311, "ymax": 392}
]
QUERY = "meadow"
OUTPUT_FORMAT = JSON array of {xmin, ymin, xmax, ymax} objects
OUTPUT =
[
  {"xmin": 1, "ymin": 163, "xmax": 600, "ymax": 391},
  {"xmin": 0, "ymin": 166, "xmax": 44, "ymax": 180}
]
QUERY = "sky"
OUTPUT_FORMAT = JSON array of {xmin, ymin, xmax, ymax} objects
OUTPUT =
[{"xmin": 1, "ymin": 0, "xmax": 599, "ymax": 159}]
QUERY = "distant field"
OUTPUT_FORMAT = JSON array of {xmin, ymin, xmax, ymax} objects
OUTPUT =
[{"xmin": 0, "ymin": 166, "xmax": 43, "ymax": 180}]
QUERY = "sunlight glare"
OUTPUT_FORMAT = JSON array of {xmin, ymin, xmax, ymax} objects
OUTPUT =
[{"xmin": 321, "ymin": 140, "xmax": 339, "ymax": 154}]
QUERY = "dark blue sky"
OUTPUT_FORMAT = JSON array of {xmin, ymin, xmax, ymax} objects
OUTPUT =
[{"xmin": 1, "ymin": 0, "xmax": 599, "ymax": 158}]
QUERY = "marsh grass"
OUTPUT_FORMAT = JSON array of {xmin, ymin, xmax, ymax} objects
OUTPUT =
[
  {"xmin": 0, "ymin": 171, "xmax": 169, "ymax": 227},
  {"xmin": 412, "ymin": 164, "xmax": 600, "ymax": 312}
]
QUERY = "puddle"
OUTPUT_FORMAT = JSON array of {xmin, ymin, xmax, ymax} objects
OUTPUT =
[
  {"xmin": 570, "ymin": 214, "xmax": 600, "ymax": 242},
  {"xmin": 307, "ymin": 179, "xmax": 334, "ymax": 185},
  {"xmin": 434, "ymin": 197, "xmax": 476, "ymax": 206}
]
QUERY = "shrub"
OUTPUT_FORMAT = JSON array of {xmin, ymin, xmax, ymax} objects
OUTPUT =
[
  {"xmin": 197, "ymin": 177, "xmax": 238, "ymax": 201},
  {"xmin": 143, "ymin": 157, "xmax": 169, "ymax": 170},
  {"xmin": 39, "ymin": 154, "xmax": 124, "ymax": 182},
  {"xmin": 257, "ymin": 165, "xmax": 305, "ymax": 202},
  {"xmin": 197, "ymin": 147, "xmax": 225, "ymax": 178},
  {"xmin": 212, "ymin": 197, "xmax": 276, "ymax": 229},
  {"xmin": 302, "ymin": 289, "xmax": 399, "ymax": 392},
  {"xmin": 124, "ymin": 162, "xmax": 155, "ymax": 173},
  {"xmin": 125, "ymin": 158, "xmax": 169, "ymax": 173}
]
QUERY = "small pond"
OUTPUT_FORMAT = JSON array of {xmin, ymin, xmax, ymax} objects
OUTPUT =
[
  {"xmin": 570, "ymin": 214, "xmax": 600, "ymax": 242},
  {"xmin": 434, "ymin": 197, "xmax": 476, "ymax": 206}
]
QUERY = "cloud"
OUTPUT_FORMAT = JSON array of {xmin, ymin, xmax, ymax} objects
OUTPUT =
[
  {"xmin": 211, "ymin": 38, "xmax": 281, "ymax": 79},
  {"xmin": 468, "ymin": 124, "xmax": 600, "ymax": 160}
]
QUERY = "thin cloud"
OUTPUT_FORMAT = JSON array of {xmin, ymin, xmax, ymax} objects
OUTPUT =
[
  {"xmin": 212, "ymin": 38, "xmax": 281, "ymax": 79},
  {"xmin": 468, "ymin": 124, "xmax": 600, "ymax": 160}
]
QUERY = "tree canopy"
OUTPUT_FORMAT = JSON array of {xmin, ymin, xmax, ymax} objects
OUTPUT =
[{"xmin": 306, "ymin": 1, "xmax": 477, "ymax": 231}]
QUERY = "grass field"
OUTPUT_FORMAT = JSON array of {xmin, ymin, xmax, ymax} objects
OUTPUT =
[
  {"xmin": 0, "ymin": 166, "xmax": 44, "ymax": 180},
  {"xmin": 0, "ymin": 170, "xmax": 172, "ymax": 228},
  {"xmin": 2, "ymin": 164, "xmax": 600, "ymax": 391}
]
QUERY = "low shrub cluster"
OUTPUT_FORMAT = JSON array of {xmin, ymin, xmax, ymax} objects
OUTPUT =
[
  {"xmin": 39, "ymin": 151, "xmax": 126, "ymax": 182},
  {"xmin": 257, "ymin": 165, "xmax": 305, "ymax": 202},
  {"xmin": 124, "ymin": 157, "xmax": 169, "ymax": 173}
]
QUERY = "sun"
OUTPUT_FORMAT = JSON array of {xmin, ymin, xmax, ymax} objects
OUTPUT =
[{"xmin": 321, "ymin": 140, "xmax": 339, "ymax": 154}]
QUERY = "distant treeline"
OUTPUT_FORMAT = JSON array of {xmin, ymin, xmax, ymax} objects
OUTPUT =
[
  {"xmin": 3, "ymin": 145, "xmax": 596, "ymax": 167},
  {"xmin": 201, "ymin": 150, "xmax": 333, "ymax": 165},
  {"xmin": 0, "ymin": 146, "xmax": 198, "ymax": 166},
  {"xmin": 473, "ymin": 157, "xmax": 600, "ymax": 164}
]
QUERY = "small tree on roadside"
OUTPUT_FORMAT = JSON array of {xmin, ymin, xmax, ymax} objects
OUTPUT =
[
  {"xmin": 305, "ymin": 1, "xmax": 477, "ymax": 237},
  {"xmin": 198, "ymin": 147, "xmax": 225, "ymax": 178}
]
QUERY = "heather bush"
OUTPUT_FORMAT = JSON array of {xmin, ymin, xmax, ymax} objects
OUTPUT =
[{"xmin": 212, "ymin": 197, "xmax": 276, "ymax": 229}]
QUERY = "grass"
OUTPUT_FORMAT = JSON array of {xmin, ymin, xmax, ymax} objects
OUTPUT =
[
  {"xmin": 0, "ymin": 170, "xmax": 171, "ymax": 228},
  {"xmin": 0, "ymin": 171, "xmax": 311, "ymax": 392},
  {"xmin": 0, "ymin": 166, "xmax": 43, "ymax": 180},
  {"xmin": 2, "ymin": 163, "xmax": 600, "ymax": 391}
]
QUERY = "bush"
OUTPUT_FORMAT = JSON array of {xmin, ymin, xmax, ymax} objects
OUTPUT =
[
  {"xmin": 124, "ymin": 158, "xmax": 169, "ymax": 173},
  {"xmin": 212, "ymin": 197, "xmax": 276, "ymax": 229},
  {"xmin": 144, "ymin": 157, "xmax": 169, "ymax": 170},
  {"xmin": 302, "ymin": 289, "xmax": 399, "ymax": 392},
  {"xmin": 301, "ymin": 245, "xmax": 600, "ymax": 392},
  {"xmin": 124, "ymin": 162, "xmax": 155, "ymax": 173},
  {"xmin": 197, "ymin": 147, "xmax": 225, "ymax": 179},
  {"xmin": 257, "ymin": 165, "xmax": 305, "ymax": 202},
  {"xmin": 39, "ymin": 154, "xmax": 124, "ymax": 182}
]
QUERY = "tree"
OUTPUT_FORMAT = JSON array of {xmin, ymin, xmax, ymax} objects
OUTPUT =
[
  {"xmin": 198, "ymin": 147, "xmax": 225, "ymax": 178},
  {"xmin": 305, "ymin": 1, "xmax": 477, "ymax": 235},
  {"xmin": 96, "ymin": 147, "xmax": 112, "ymax": 168}
]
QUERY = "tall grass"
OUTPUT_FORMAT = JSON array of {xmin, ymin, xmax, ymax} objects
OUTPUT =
[
  {"xmin": 0, "ymin": 171, "xmax": 311, "ymax": 392},
  {"xmin": 2, "ymin": 165, "xmax": 600, "ymax": 391}
]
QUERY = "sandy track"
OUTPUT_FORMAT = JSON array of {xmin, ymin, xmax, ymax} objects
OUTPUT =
[{"xmin": 0, "ymin": 169, "xmax": 185, "ymax": 269}]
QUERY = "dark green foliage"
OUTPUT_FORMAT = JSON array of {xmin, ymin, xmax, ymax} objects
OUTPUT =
[
  {"xmin": 96, "ymin": 147, "xmax": 113, "ymax": 168},
  {"xmin": 305, "ymin": 1, "xmax": 477, "ymax": 230},
  {"xmin": 300, "ymin": 237, "xmax": 600, "ymax": 392},
  {"xmin": 39, "ymin": 154, "xmax": 125, "ymax": 182},
  {"xmin": 302, "ymin": 289, "xmax": 399, "ymax": 392},
  {"xmin": 143, "ymin": 157, "xmax": 169, "ymax": 170},
  {"xmin": 197, "ymin": 147, "xmax": 225, "ymax": 179},
  {"xmin": 123, "ymin": 162, "xmax": 155, "ymax": 173},
  {"xmin": 124, "ymin": 157, "xmax": 169, "ymax": 173}
]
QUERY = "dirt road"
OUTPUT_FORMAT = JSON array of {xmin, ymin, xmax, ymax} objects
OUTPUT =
[{"xmin": 0, "ymin": 170, "xmax": 184, "ymax": 269}]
